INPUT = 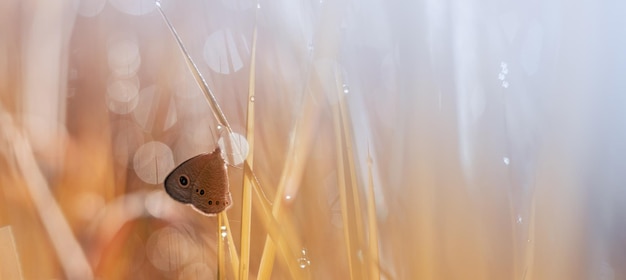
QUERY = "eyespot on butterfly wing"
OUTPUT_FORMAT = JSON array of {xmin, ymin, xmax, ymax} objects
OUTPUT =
[{"xmin": 164, "ymin": 147, "xmax": 232, "ymax": 215}]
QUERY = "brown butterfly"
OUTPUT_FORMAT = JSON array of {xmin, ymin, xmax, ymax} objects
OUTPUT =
[{"xmin": 164, "ymin": 147, "xmax": 232, "ymax": 215}]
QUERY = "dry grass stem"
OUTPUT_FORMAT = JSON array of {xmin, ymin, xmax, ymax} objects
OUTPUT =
[{"xmin": 239, "ymin": 24, "xmax": 258, "ymax": 280}]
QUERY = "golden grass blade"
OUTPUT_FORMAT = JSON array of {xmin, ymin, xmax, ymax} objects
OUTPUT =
[
  {"xmin": 0, "ymin": 226, "xmax": 24, "ymax": 280},
  {"xmin": 334, "ymin": 71, "xmax": 368, "ymax": 279},
  {"xmin": 521, "ymin": 190, "xmax": 537, "ymax": 279},
  {"xmin": 0, "ymin": 112, "xmax": 93, "ymax": 280},
  {"xmin": 244, "ymin": 162, "xmax": 304, "ymax": 280},
  {"xmin": 239, "ymin": 24, "xmax": 259, "ymax": 280},
  {"xmin": 256, "ymin": 93, "xmax": 321, "ymax": 279},
  {"xmin": 366, "ymin": 148, "xmax": 381, "ymax": 280},
  {"xmin": 332, "ymin": 99, "xmax": 356, "ymax": 280},
  {"xmin": 217, "ymin": 213, "xmax": 227, "ymax": 280},
  {"xmin": 222, "ymin": 214, "xmax": 240, "ymax": 279},
  {"xmin": 155, "ymin": 2, "xmax": 231, "ymax": 132},
  {"xmin": 256, "ymin": 1, "xmax": 350, "ymax": 277}
]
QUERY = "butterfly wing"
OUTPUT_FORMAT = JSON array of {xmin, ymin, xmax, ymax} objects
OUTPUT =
[
  {"xmin": 164, "ymin": 153, "xmax": 207, "ymax": 203},
  {"xmin": 190, "ymin": 148, "xmax": 232, "ymax": 215}
]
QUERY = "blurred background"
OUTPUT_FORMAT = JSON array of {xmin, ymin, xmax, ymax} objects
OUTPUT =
[{"xmin": 1, "ymin": 0, "xmax": 625, "ymax": 279}]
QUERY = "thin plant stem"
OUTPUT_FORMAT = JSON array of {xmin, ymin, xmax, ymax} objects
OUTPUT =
[
  {"xmin": 366, "ymin": 147, "xmax": 381, "ymax": 280},
  {"xmin": 217, "ymin": 213, "xmax": 226, "ymax": 280},
  {"xmin": 331, "ymin": 95, "xmax": 356, "ymax": 280},
  {"xmin": 239, "ymin": 24, "xmax": 259, "ymax": 280}
]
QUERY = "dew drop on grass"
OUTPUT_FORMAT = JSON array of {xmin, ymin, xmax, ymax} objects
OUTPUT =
[
  {"xmin": 503, "ymin": 157, "xmax": 510, "ymax": 165},
  {"xmin": 250, "ymin": 96, "xmax": 255, "ymax": 102},
  {"xmin": 297, "ymin": 248, "xmax": 311, "ymax": 269},
  {"xmin": 220, "ymin": 226, "xmax": 227, "ymax": 239}
]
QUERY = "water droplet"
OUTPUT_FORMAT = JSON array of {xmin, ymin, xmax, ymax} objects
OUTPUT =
[
  {"xmin": 503, "ymin": 157, "xmax": 510, "ymax": 165},
  {"xmin": 498, "ymin": 73, "xmax": 505, "ymax": 80},
  {"xmin": 297, "ymin": 248, "xmax": 311, "ymax": 269},
  {"xmin": 285, "ymin": 195, "xmax": 292, "ymax": 200},
  {"xmin": 500, "ymin": 62, "xmax": 508, "ymax": 69},
  {"xmin": 502, "ymin": 81, "xmax": 509, "ymax": 88},
  {"xmin": 216, "ymin": 124, "xmax": 222, "ymax": 130},
  {"xmin": 517, "ymin": 215, "xmax": 522, "ymax": 224},
  {"xmin": 502, "ymin": 67, "xmax": 508, "ymax": 74},
  {"xmin": 155, "ymin": 0, "xmax": 161, "ymax": 7},
  {"xmin": 257, "ymin": 2, "xmax": 261, "ymax": 9},
  {"xmin": 342, "ymin": 84, "xmax": 350, "ymax": 94},
  {"xmin": 250, "ymin": 96, "xmax": 255, "ymax": 102},
  {"xmin": 220, "ymin": 226, "xmax": 227, "ymax": 238}
]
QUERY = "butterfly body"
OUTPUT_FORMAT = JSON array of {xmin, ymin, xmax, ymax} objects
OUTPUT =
[{"xmin": 164, "ymin": 147, "xmax": 232, "ymax": 215}]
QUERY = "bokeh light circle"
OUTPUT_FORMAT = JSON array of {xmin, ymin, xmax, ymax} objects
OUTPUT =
[
  {"xmin": 133, "ymin": 141, "xmax": 174, "ymax": 184},
  {"xmin": 108, "ymin": 0, "xmax": 156, "ymax": 16},
  {"xmin": 107, "ymin": 38, "xmax": 141, "ymax": 78},
  {"xmin": 217, "ymin": 131, "xmax": 249, "ymax": 166},
  {"xmin": 203, "ymin": 29, "xmax": 248, "ymax": 74},
  {"xmin": 146, "ymin": 226, "xmax": 197, "ymax": 271},
  {"xmin": 76, "ymin": 0, "xmax": 106, "ymax": 17},
  {"xmin": 106, "ymin": 76, "xmax": 140, "ymax": 114}
]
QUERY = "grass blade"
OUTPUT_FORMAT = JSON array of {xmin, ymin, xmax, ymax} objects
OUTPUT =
[
  {"xmin": 366, "ymin": 147, "xmax": 380, "ymax": 280},
  {"xmin": 244, "ymin": 162, "xmax": 303, "ymax": 280},
  {"xmin": 222, "ymin": 213, "xmax": 240, "ymax": 279},
  {"xmin": 217, "ymin": 213, "xmax": 226, "ymax": 280},
  {"xmin": 1, "ymin": 113, "xmax": 93, "ymax": 279},
  {"xmin": 239, "ymin": 25, "xmax": 259, "ymax": 280},
  {"xmin": 155, "ymin": 2, "xmax": 231, "ymax": 132},
  {"xmin": 256, "ymin": 91, "xmax": 321, "ymax": 278},
  {"xmin": 334, "ymin": 70, "xmax": 368, "ymax": 279},
  {"xmin": 0, "ymin": 226, "xmax": 24, "ymax": 280},
  {"xmin": 331, "ymin": 101, "xmax": 356, "ymax": 280}
]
